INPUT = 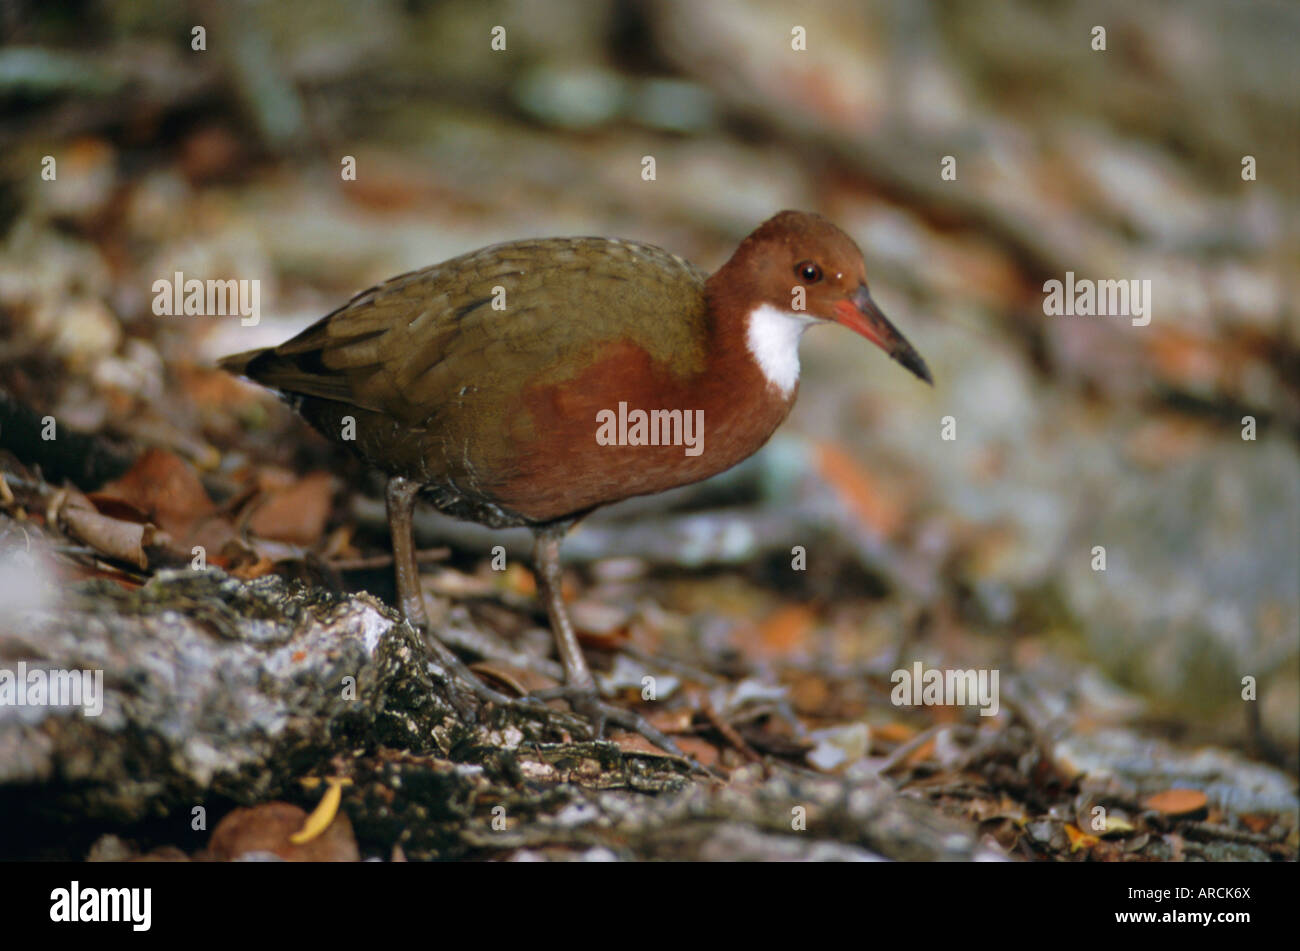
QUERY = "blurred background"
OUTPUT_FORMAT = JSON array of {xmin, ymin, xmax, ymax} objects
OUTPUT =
[{"xmin": 1, "ymin": 0, "xmax": 1296, "ymax": 794}]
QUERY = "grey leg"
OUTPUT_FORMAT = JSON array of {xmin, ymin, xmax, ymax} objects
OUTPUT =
[
  {"xmin": 385, "ymin": 476, "xmax": 516, "ymax": 715},
  {"xmin": 532, "ymin": 525, "xmax": 595, "ymax": 691},
  {"xmin": 385, "ymin": 476, "xmax": 429, "ymax": 629}
]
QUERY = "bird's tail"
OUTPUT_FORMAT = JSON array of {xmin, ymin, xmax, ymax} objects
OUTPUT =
[{"xmin": 216, "ymin": 348, "xmax": 268, "ymax": 377}]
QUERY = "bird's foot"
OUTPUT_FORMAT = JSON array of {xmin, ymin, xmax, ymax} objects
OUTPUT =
[
  {"xmin": 418, "ymin": 625, "xmax": 661, "ymax": 748},
  {"xmin": 418, "ymin": 626, "xmax": 714, "ymax": 776},
  {"xmin": 529, "ymin": 683, "xmax": 699, "ymax": 765},
  {"xmin": 418, "ymin": 628, "xmax": 545, "ymax": 721},
  {"xmin": 467, "ymin": 678, "xmax": 722, "ymax": 779}
]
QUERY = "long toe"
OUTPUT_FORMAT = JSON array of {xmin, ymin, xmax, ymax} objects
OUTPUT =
[{"xmin": 529, "ymin": 684, "xmax": 691, "ymax": 760}]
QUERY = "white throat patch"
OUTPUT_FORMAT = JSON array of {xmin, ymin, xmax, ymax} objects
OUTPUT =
[{"xmin": 745, "ymin": 303, "xmax": 813, "ymax": 397}]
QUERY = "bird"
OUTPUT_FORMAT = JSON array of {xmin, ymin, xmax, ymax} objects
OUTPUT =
[{"xmin": 220, "ymin": 210, "xmax": 930, "ymax": 749}]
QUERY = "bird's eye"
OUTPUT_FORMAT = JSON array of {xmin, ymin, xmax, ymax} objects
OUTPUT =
[{"xmin": 796, "ymin": 261, "xmax": 823, "ymax": 283}]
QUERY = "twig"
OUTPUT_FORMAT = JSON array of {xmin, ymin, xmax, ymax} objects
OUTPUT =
[
  {"xmin": 701, "ymin": 693, "xmax": 763, "ymax": 767},
  {"xmin": 328, "ymin": 547, "xmax": 451, "ymax": 570},
  {"xmin": 620, "ymin": 643, "xmax": 724, "ymax": 687},
  {"xmin": 1181, "ymin": 822, "xmax": 1283, "ymax": 846},
  {"xmin": 876, "ymin": 724, "xmax": 944, "ymax": 777}
]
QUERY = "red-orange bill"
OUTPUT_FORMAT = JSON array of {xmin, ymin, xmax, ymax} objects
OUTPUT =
[{"xmin": 834, "ymin": 284, "xmax": 932, "ymax": 384}]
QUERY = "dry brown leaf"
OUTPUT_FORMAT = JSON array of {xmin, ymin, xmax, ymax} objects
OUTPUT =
[
  {"xmin": 788, "ymin": 673, "xmax": 830, "ymax": 715},
  {"xmin": 670, "ymin": 736, "xmax": 721, "ymax": 767},
  {"xmin": 646, "ymin": 707, "xmax": 696, "ymax": 735},
  {"xmin": 502, "ymin": 562, "xmax": 536, "ymax": 596},
  {"xmin": 245, "ymin": 471, "xmax": 335, "ymax": 546},
  {"xmin": 755, "ymin": 604, "xmax": 815, "ymax": 659},
  {"xmin": 1142, "ymin": 789, "xmax": 1208, "ymax": 817},
  {"xmin": 469, "ymin": 661, "xmax": 557, "ymax": 697},
  {"xmin": 99, "ymin": 448, "xmax": 215, "ymax": 540},
  {"xmin": 229, "ymin": 555, "xmax": 275, "ymax": 580},
  {"xmin": 1240, "ymin": 814, "xmax": 1274, "ymax": 834},
  {"xmin": 872, "ymin": 721, "xmax": 917, "ymax": 744},
  {"xmin": 56, "ymin": 490, "xmax": 156, "ymax": 570},
  {"xmin": 569, "ymin": 599, "xmax": 631, "ymax": 645},
  {"xmin": 83, "ymin": 494, "xmax": 151, "ymax": 524},
  {"xmin": 609, "ymin": 730, "xmax": 673, "ymax": 757},
  {"xmin": 208, "ymin": 802, "xmax": 358, "ymax": 862}
]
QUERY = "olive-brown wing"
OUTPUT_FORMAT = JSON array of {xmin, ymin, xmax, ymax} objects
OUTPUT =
[{"xmin": 232, "ymin": 237, "xmax": 710, "ymax": 426}]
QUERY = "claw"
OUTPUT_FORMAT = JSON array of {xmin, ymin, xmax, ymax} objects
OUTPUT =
[{"xmin": 526, "ymin": 682, "xmax": 721, "ymax": 777}]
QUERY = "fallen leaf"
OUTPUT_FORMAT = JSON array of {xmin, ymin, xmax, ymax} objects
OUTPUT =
[
  {"xmin": 1065, "ymin": 824, "xmax": 1100, "ymax": 853},
  {"xmin": 470, "ymin": 661, "xmax": 558, "ymax": 697},
  {"xmin": 670, "ymin": 736, "xmax": 720, "ymax": 767},
  {"xmin": 608, "ymin": 730, "xmax": 673, "ymax": 757},
  {"xmin": 755, "ymin": 604, "xmax": 815, "ymax": 659},
  {"xmin": 99, "ymin": 448, "xmax": 214, "ymax": 540},
  {"xmin": 502, "ymin": 562, "xmax": 536, "ymax": 596},
  {"xmin": 1142, "ymin": 789, "xmax": 1208, "ymax": 818},
  {"xmin": 569, "ymin": 598, "xmax": 631, "ymax": 646},
  {"xmin": 290, "ymin": 778, "xmax": 353, "ymax": 845},
  {"xmin": 56, "ymin": 489, "xmax": 156, "ymax": 569},
  {"xmin": 84, "ymin": 494, "xmax": 151, "ymax": 524},
  {"xmin": 230, "ymin": 555, "xmax": 275, "ymax": 580},
  {"xmin": 806, "ymin": 722, "xmax": 870, "ymax": 771},
  {"xmin": 788, "ymin": 672, "xmax": 830, "ymax": 714},
  {"xmin": 1099, "ymin": 814, "xmax": 1136, "ymax": 837},
  {"xmin": 208, "ymin": 802, "xmax": 358, "ymax": 862},
  {"xmin": 872, "ymin": 721, "xmax": 917, "ymax": 745},
  {"xmin": 1240, "ymin": 814, "xmax": 1273, "ymax": 834},
  {"xmin": 647, "ymin": 707, "xmax": 696, "ymax": 735},
  {"xmin": 246, "ymin": 471, "xmax": 335, "ymax": 546}
]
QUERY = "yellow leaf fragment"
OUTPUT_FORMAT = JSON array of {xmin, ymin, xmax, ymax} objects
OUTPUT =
[{"xmin": 290, "ymin": 777, "xmax": 352, "ymax": 845}]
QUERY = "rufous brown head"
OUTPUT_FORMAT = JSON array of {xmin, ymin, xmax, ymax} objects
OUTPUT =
[{"xmin": 712, "ymin": 210, "xmax": 932, "ymax": 383}]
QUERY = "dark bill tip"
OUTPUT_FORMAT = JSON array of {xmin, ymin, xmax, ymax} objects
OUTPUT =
[
  {"xmin": 844, "ymin": 284, "xmax": 933, "ymax": 385},
  {"xmin": 895, "ymin": 344, "xmax": 933, "ymax": 385}
]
